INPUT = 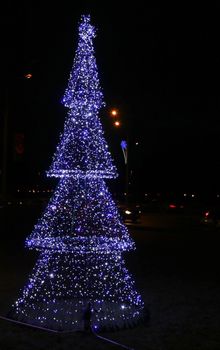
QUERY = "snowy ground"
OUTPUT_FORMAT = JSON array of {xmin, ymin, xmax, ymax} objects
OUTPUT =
[{"xmin": 0, "ymin": 206, "xmax": 220, "ymax": 349}]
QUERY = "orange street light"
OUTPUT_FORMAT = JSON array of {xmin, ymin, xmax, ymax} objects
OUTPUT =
[
  {"xmin": 110, "ymin": 109, "xmax": 118, "ymax": 117},
  {"xmin": 114, "ymin": 120, "xmax": 121, "ymax": 127}
]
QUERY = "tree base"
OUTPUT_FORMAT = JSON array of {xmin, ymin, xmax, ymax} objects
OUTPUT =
[{"xmin": 8, "ymin": 299, "xmax": 144, "ymax": 332}]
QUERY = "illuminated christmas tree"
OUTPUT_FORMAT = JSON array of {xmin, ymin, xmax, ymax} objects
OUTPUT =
[{"xmin": 11, "ymin": 15, "xmax": 144, "ymax": 331}]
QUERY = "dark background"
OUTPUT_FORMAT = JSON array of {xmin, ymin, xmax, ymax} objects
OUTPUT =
[{"xmin": 1, "ymin": 1, "xmax": 220, "ymax": 197}]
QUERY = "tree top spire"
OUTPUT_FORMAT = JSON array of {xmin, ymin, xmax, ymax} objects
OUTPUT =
[{"xmin": 79, "ymin": 14, "xmax": 96, "ymax": 42}]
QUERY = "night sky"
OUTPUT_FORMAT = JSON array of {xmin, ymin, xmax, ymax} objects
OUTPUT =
[{"xmin": 1, "ymin": 2, "xmax": 220, "ymax": 196}]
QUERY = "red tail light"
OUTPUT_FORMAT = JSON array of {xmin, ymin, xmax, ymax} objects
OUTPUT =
[
  {"xmin": 169, "ymin": 204, "xmax": 176, "ymax": 209},
  {"xmin": 205, "ymin": 211, "xmax": 209, "ymax": 217}
]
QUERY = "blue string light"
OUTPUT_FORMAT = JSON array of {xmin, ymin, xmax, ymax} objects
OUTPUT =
[{"xmin": 10, "ymin": 14, "xmax": 144, "ymax": 331}]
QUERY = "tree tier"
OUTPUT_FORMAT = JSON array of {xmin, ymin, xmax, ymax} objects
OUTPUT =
[
  {"xmin": 46, "ymin": 169, "xmax": 118, "ymax": 179},
  {"xmin": 26, "ymin": 178, "xmax": 133, "ymax": 252},
  {"xmin": 11, "ymin": 250, "xmax": 144, "ymax": 332},
  {"xmin": 26, "ymin": 235, "xmax": 134, "ymax": 253}
]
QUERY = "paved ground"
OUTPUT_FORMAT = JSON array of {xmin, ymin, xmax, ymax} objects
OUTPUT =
[{"xmin": 0, "ymin": 206, "xmax": 220, "ymax": 349}]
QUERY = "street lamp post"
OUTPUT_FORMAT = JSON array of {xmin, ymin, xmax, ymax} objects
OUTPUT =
[{"xmin": 120, "ymin": 139, "xmax": 129, "ymax": 202}]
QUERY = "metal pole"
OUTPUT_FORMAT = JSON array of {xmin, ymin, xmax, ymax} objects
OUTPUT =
[
  {"xmin": 120, "ymin": 140, "xmax": 129, "ymax": 202},
  {"xmin": 125, "ymin": 138, "xmax": 129, "ymax": 203}
]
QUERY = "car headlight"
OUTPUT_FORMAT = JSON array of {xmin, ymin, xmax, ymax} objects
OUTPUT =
[{"xmin": 125, "ymin": 210, "xmax": 132, "ymax": 215}]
